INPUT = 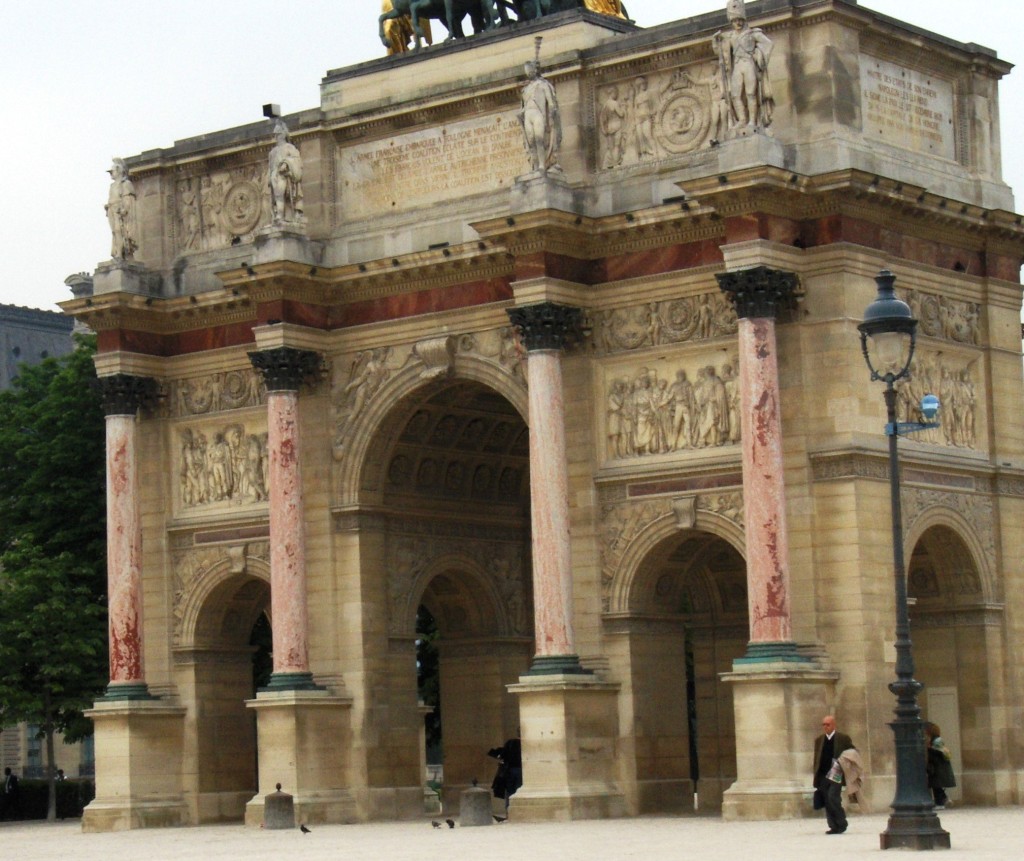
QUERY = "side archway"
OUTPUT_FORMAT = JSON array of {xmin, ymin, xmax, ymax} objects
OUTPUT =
[{"xmin": 603, "ymin": 496, "xmax": 748, "ymax": 814}]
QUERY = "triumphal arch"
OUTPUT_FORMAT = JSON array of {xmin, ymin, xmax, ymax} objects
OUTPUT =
[{"xmin": 65, "ymin": 1, "xmax": 1024, "ymax": 830}]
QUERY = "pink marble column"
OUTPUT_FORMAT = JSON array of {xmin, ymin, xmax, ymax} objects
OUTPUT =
[
  {"xmin": 267, "ymin": 388, "xmax": 309, "ymax": 675},
  {"xmin": 249, "ymin": 347, "xmax": 321, "ymax": 690},
  {"xmin": 507, "ymin": 303, "xmax": 588, "ymax": 675},
  {"xmin": 737, "ymin": 315, "xmax": 791, "ymax": 643},
  {"xmin": 98, "ymin": 374, "xmax": 156, "ymax": 699},
  {"xmin": 717, "ymin": 267, "xmax": 800, "ymax": 659}
]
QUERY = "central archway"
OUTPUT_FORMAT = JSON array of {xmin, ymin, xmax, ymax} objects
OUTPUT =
[{"xmin": 358, "ymin": 378, "xmax": 535, "ymax": 813}]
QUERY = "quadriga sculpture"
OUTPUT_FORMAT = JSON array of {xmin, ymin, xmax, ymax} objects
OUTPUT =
[{"xmin": 379, "ymin": 1, "xmax": 496, "ymax": 51}]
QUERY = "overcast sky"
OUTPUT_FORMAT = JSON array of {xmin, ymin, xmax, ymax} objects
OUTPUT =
[{"xmin": 2, "ymin": 1, "xmax": 1022, "ymax": 312}]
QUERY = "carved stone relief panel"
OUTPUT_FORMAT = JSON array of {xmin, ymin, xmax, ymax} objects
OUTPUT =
[
  {"xmin": 169, "ymin": 369, "xmax": 265, "ymax": 417},
  {"xmin": 604, "ymin": 353, "xmax": 741, "ymax": 461},
  {"xmin": 901, "ymin": 288, "xmax": 980, "ymax": 346},
  {"xmin": 599, "ymin": 491, "xmax": 743, "ymax": 612},
  {"xmin": 171, "ymin": 540, "xmax": 270, "ymax": 645},
  {"xmin": 384, "ymin": 526, "xmax": 528, "ymax": 636},
  {"xmin": 177, "ymin": 420, "xmax": 269, "ymax": 511},
  {"xmin": 595, "ymin": 294, "xmax": 737, "ymax": 355},
  {"xmin": 174, "ymin": 160, "xmax": 268, "ymax": 253},
  {"xmin": 897, "ymin": 352, "xmax": 979, "ymax": 449},
  {"xmin": 596, "ymin": 65, "xmax": 721, "ymax": 169}
]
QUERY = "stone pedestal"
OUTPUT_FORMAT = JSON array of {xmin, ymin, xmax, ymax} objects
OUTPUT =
[
  {"xmin": 714, "ymin": 132, "xmax": 786, "ymax": 173},
  {"xmin": 263, "ymin": 785, "xmax": 296, "ymax": 830},
  {"xmin": 92, "ymin": 259, "xmax": 159, "ymax": 296},
  {"xmin": 720, "ymin": 665, "xmax": 839, "ymax": 820},
  {"xmin": 254, "ymin": 224, "xmax": 320, "ymax": 265},
  {"xmin": 244, "ymin": 689, "xmax": 355, "ymax": 827},
  {"xmin": 507, "ymin": 675, "xmax": 625, "ymax": 822},
  {"xmin": 82, "ymin": 699, "xmax": 188, "ymax": 832},
  {"xmin": 459, "ymin": 785, "xmax": 493, "ymax": 826},
  {"xmin": 510, "ymin": 169, "xmax": 577, "ymax": 215}
]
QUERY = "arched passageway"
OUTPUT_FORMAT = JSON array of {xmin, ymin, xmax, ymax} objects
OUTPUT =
[
  {"xmin": 178, "ymin": 572, "xmax": 270, "ymax": 821},
  {"xmin": 908, "ymin": 523, "xmax": 1001, "ymax": 804},
  {"xmin": 612, "ymin": 530, "xmax": 748, "ymax": 813},
  {"xmin": 360, "ymin": 379, "xmax": 534, "ymax": 811}
]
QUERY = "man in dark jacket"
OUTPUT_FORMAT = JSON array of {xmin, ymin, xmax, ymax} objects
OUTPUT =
[{"xmin": 813, "ymin": 715, "xmax": 854, "ymax": 834}]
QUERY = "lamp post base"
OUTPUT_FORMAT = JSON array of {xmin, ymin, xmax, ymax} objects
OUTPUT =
[{"xmin": 880, "ymin": 813, "xmax": 951, "ymax": 850}]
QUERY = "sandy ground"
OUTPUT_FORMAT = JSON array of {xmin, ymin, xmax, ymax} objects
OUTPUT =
[{"xmin": 1, "ymin": 808, "xmax": 1021, "ymax": 861}]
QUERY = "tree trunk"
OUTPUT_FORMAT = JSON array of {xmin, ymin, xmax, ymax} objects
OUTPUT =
[{"xmin": 43, "ymin": 695, "xmax": 57, "ymax": 821}]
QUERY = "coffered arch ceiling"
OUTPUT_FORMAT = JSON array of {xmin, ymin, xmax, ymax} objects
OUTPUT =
[{"xmin": 381, "ymin": 381, "xmax": 531, "ymax": 515}]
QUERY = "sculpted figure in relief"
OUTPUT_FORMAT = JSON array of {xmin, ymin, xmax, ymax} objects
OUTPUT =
[
  {"xmin": 519, "ymin": 42, "xmax": 562, "ymax": 173},
  {"xmin": 632, "ymin": 76, "xmax": 658, "ymax": 159},
  {"xmin": 599, "ymin": 85, "xmax": 627, "ymax": 169},
  {"xmin": 267, "ymin": 119, "xmax": 305, "ymax": 226},
  {"xmin": 712, "ymin": 0, "xmax": 774, "ymax": 133},
  {"xmin": 607, "ymin": 362, "xmax": 740, "ymax": 460},
  {"xmin": 106, "ymin": 158, "xmax": 138, "ymax": 260},
  {"xmin": 179, "ymin": 424, "xmax": 268, "ymax": 508}
]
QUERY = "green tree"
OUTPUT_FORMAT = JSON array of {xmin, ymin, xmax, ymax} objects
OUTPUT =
[{"xmin": 0, "ymin": 336, "xmax": 107, "ymax": 821}]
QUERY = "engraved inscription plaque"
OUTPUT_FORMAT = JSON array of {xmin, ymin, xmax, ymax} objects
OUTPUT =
[
  {"xmin": 861, "ymin": 57, "xmax": 955, "ymax": 160},
  {"xmin": 341, "ymin": 113, "xmax": 531, "ymax": 217}
]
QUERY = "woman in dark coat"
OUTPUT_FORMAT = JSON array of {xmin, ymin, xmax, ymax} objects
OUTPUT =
[{"xmin": 924, "ymin": 722, "xmax": 957, "ymax": 809}]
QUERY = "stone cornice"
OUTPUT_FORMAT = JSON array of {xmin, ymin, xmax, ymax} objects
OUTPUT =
[
  {"xmin": 60, "ymin": 290, "xmax": 256, "ymax": 335},
  {"xmin": 808, "ymin": 447, "xmax": 1024, "ymax": 496},
  {"xmin": 472, "ymin": 202, "xmax": 724, "ymax": 260},
  {"xmin": 679, "ymin": 167, "xmax": 1024, "ymax": 253}
]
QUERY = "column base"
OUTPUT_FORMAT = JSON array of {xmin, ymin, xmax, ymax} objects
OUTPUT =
[
  {"xmin": 880, "ymin": 813, "xmax": 951, "ymax": 850},
  {"xmin": 100, "ymin": 681, "xmax": 157, "ymax": 701},
  {"xmin": 732, "ymin": 641, "xmax": 818, "ymax": 665},
  {"xmin": 82, "ymin": 698, "xmax": 188, "ymax": 832},
  {"xmin": 261, "ymin": 671, "xmax": 325, "ymax": 692},
  {"xmin": 720, "ymin": 659, "xmax": 839, "ymax": 821},
  {"xmin": 246, "ymin": 688, "xmax": 355, "ymax": 826},
  {"xmin": 508, "ymin": 674, "xmax": 625, "ymax": 822},
  {"xmin": 524, "ymin": 654, "xmax": 593, "ymax": 676}
]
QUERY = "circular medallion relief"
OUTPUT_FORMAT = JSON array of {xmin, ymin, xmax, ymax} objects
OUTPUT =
[
  {"xmin": 656, "ymin": 91, "xmax": 710, "ymax": 155},
  {"xmin": 222, "ymin": 180, "xmax": 263, "ymax": 236}
]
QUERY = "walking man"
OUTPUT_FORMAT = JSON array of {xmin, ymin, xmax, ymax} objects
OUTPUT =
[{"xmin": 813, "ymin": 715, "xmax": 853, "ymax": 834}]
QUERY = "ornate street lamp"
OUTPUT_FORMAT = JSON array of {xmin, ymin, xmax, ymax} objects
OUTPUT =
[{"xmin": 859, "ymin": 270, "xmax": 951, "ymax": 850}]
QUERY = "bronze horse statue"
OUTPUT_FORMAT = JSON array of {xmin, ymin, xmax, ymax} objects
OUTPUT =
[
  {"xmin": 379, "ymin": 1, "xmax": 496, "ymax": 50},
  {"xmin": 378, "ymin": 1, "xmax": 619, "ymax": 53}
]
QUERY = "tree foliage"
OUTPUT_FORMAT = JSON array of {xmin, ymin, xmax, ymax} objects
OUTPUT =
[{"xmin": 0, "ymin": 336, "xmax": 107, "ymax": 818}]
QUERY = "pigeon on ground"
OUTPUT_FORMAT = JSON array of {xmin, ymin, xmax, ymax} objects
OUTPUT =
[
  {"xmin": 431, "ymin": 821, "xmax": 441, "ymax": 828},
  {"xmin": 446, "ymin": 818, "xmax": 455, "ymax": 829},
  {"xmin": 493, "ymin": 815, "xmax": 507, "ymax": 822},
  {"xmin": 300, "ymin": 824, "xmax": 311, "ymax": 834}
]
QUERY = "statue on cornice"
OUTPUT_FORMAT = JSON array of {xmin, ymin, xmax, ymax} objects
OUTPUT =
[
  {"xmin": 712, "ymin": 0, "xmax": 774, "ymax": 134},
  {"xmin": 267, "ymin": 119, "xmax": 305, "ymax": 226},
  {"xmin": 105, "ymin": 158, "xmax": 138, "ymax": 260},
  {"xmin": 519, "ymin": 38, "xmax": 562, "ymax": 173}
]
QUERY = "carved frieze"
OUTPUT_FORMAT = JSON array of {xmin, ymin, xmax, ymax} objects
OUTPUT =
[
  {"xmin": 178, "ymin": 422, "xmax": 268, "ymax": 510},
  {"xmin": 605, "ymin": 357, "xmax": 740, "ymax": 460},
  {"xmin": 898, "ymin": 352, "xmax": 978, "ymax": 449},
  {"xmin": 597, "ymin": 65, "xmax": 719, "ymax": 169},
  {"xmin": 595, "ymin": 294, "xmax": 737, "ymax": 355},
  {"xmin": 174, "ymin": 161, "xmax": 268, "ymax": 253},
  {"xmin": 902, "ymin": 288, "xmax": 980, "ymax": 346},
  {"xmin": 170, "ymin": 369, "xmax": 265, "ymax": 417}
]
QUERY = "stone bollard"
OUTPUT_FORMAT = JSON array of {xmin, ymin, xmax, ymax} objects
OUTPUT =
[
  {"xmin": 264, "ymin": 783, "xmax": 296, "ymax": 830},
  {"xmin": 459, "ymin": 784, "xmax": 493, "ymax": 827}
]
